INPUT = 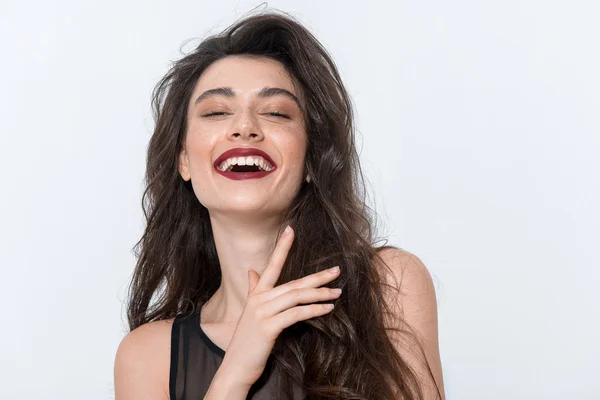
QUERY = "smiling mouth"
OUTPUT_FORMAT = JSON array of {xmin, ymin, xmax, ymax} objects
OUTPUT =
[
  {"xmin": 214, "ymin": 162, "xmax": 276, "ymax": 180},
  {"xmin": 213, "ymin": 148, "xmax": 277, "ymax": 180}
]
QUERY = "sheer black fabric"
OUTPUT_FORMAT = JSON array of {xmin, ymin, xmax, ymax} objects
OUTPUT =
[{"xmin": 169, "ymin": 308, "xmax": 306, "ymax": 399}]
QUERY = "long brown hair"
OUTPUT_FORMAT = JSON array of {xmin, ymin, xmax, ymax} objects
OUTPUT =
[{"xmin": 127, "ymin": 9, "xmax": 440, "ymax": 400}]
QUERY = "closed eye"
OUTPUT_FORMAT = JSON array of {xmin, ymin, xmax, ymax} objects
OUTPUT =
[
  {"xmin": 202, "ymin": 111, "xmax": 228, "ymax": 117},
  {"xmin": 267, "ymin": 112, "xmax": 291, "ymax": 119}
]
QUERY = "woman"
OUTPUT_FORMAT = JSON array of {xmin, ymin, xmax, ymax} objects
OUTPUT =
[{"xmin": 114, "ymin": 10, "xmax": 445, "ymax": 400}]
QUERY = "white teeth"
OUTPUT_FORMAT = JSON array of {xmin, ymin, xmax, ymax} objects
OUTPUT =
[{"xmin": 217, "ymin": 155, "xmax": 274, "ymax": 172}]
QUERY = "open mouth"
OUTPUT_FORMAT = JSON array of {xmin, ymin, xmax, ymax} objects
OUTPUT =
[
  {"xmin": 214, "ymin": 165, "xmax": 275, "ymax": 180},
  {"xmin": 214, "ymin": 148, "xmax": 277, "ymax": 180},
  {"xmin": 228, "ymin": 164, "xmax": 262, "ymax": 173},
  {"xmin": 216, "ymin": 155, "xmax": 275, "ymax": 172}
]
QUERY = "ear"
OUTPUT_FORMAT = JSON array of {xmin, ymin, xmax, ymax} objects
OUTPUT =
[{"xmin": 178, "ymin": 147, "xmax": 191, "ymax": 181}]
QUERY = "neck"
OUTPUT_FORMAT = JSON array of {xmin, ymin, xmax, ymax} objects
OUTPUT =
[{"xmin": 203, "ymin": 211, "xmax": 284, "ymax": 323}]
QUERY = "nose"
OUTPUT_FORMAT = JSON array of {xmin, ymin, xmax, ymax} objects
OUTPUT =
[{"xmin": 228, "ymin": 111, "xmax": 264, "ymax": 142}]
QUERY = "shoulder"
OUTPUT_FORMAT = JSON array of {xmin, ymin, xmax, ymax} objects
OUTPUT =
[
  {"xmin": 374, "ymin": 247, "xmax": 446, "ymax": 399},
  {"xmin": 373, "ymin": 247, "xmax": 439, "ymax": 342},
  {"xmin": 114, "ymin": 318, "xmax": 175, "ymax": 400},
  {"xmin": 374, "ymin": 247, "xmax": 437, "ymax": 306}
]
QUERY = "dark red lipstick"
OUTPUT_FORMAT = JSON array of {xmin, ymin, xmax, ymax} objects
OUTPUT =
[{"xmin": 213, "ymin": 147, "xmax": 277, "ymax": 180}]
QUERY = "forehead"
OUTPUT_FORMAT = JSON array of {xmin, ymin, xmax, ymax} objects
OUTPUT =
[{"xmin": 192, "ymin": 56, "xmax": 299, "ymax": 97}]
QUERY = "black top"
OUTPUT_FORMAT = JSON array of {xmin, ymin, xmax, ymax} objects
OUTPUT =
[{"xmin": 169, "ymin": 307, "xmax": 306, "ymax": 399}]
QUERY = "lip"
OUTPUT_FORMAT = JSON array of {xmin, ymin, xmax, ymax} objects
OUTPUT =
[{"xmin": 213, "ymin": 147, "xmax": 277, "ymax": 180}]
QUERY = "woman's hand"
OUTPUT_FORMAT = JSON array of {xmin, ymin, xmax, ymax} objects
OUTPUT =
[{"xmin": 216, "ymin": 225, "xmax": 341, "ymax": 389}]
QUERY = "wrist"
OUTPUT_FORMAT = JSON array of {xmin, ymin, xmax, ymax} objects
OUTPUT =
[{"xmin": 209, "ymin": 359, "xmax": 253, "ymax": 394}]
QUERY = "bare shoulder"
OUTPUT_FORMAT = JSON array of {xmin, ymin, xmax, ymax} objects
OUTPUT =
[
  {"xmin": 375, "ymin": 247, "xmax": 437, "ymax": 306},
  {"xmin": 374, "ymin": 247, "xmax": 446, "ymax": 400},
  {"xmin": 114, "ymin": 318, "xmax": 174, "ymax": 400}
]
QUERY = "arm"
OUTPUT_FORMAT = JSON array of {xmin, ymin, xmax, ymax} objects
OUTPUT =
[
  {"xmin": 203, "ymin": 359, "xmax": 253, "ymax": 399},
  {"xmin": 377, "ymin": 248, "xmax": 446, "ymax": 400},
  {"xmin": 114, "ymin": 320, "xmax": 172, "ymax": 400},
  {"xmin": 114, "ymin": 318, "xmax": 251, "ymax": 400}
]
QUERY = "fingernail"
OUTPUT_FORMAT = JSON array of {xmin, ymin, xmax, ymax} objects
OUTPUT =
[
  {"xmin": 329, "ymin": 266, "xmax": 340, "ymax": 273},
  {"xmin": 324, "ymin": 303, "xmax": 334, "ymax": 310},
  {"xmin": 284, "ymin": 225, "xmax": 292, "ymax": 235}
]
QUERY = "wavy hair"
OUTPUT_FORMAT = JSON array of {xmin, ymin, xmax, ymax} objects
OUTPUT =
[{"xmin": 127, "ymin": 10, "xmax": 440, "ymax": 400}]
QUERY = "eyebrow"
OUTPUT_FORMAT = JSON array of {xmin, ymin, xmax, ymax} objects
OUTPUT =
[{"xmin": 193, "ymin": 86, "xmax": 302, "ymax": 109}]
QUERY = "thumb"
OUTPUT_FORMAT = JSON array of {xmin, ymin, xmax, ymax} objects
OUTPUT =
[{"xmin": 247, "ymin": 269, "xmax": 260, "ymax": 295}]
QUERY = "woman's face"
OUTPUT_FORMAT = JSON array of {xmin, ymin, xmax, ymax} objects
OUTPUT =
[{"xmin": 179, "ymin": 56, "xmax": 308, "ymax": 218}]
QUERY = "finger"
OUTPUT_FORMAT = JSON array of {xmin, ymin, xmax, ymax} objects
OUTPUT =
[
  {"xmin": 261, "ymin": 287, "xmax": 341, "ymax": 318},
  {"xmin": 263, "ymin": 266, "xmax": 340, "ymax": 301},
  {"xmin": 269, "ymin": 303, "xmax": 335, "ymax": 330},
  {"xmin": 248, "ymin": 269, "xmax": 260, "ymax": 295},
  {"xmin": 256, "ymin": 225, "xmax": 294, "ymax": 291}
]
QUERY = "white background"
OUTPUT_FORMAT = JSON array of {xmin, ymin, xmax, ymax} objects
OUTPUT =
[{"xmin": 1, "ymin": 1, "xmax": 598, "ymax": 399}]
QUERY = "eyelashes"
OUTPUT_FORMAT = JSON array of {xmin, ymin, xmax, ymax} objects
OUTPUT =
[
  {"xmin": 201, "ymin": 111, "xmax": 291, "ymax": 119},
  {"xmin": 266, "ymin": 112, "xmax": 291, "ymax": 119},
  {"xmin": 201, "ymin": 111, "xmax": 227, "ymax": 117}
]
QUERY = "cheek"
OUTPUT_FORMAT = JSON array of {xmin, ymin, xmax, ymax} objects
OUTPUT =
[
  {"xmin": 186, "ymin": 131, "xmax": 216, "ymax": 173},
  {"xmin": 292, "ymin": 139, "xmax": 308, "ymax": 170},
  {"xmin": 281, "ymin": 133, "xmax": 307, "ymax": 162}
]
